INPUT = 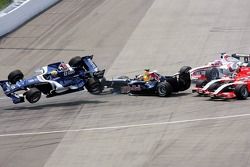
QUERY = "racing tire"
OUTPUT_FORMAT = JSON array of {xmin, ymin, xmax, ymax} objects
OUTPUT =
[
  {"xmin": 205, "ymin": 68, "xmax": 219, "ymax": 81},
  {"xmin": 179, "ymin": 66, "xmax": 191, "ymax": 91},
  {"xmin": 195, "ymin": 79, "xmax": 208, "ymax": 88},
  {"xmin": 86, "ymin": 78, "xmax": 102, "ymax": 95},
  {"xmin": 8, "ymin": 70, "xmax": 24, "ymax": 84},
  {"xmin": 26, "ymin": 88, "xmax": 41, "ymax": 103},
  {"xmin": 178, "ymin": 76, "xmax": 191, "ymax": 91},
  {"xmin": 157, "ymin": 81, "xmax": 172, "ymax": 97},
  {"xmin": 235, "ymin": 84, "xmax": 248, "ymax": 100},
  {"xmin": 69, "ymin": 56, "xmax": 83, "ymax": 68},
  {"xmin": 179, "ymin": 66, "xmax": 192, "ymax": 75}
]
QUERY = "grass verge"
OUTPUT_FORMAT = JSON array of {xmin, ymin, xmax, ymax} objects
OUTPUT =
[{"xmin": 0, "ymin": 0, "xmax": 12, "ymax": 10}]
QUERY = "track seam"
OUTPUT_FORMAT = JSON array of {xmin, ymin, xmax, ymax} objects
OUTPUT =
[{"xmin": 1, "ymin": 113, "xmax": 250, "ymax": 137}]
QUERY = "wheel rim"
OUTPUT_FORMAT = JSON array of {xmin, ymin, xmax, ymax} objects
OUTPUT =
[
  {"xmin": 158, "ymin": 86, "xmax": 166, "ymax": 95},
  {"xmin": 211, "ymin": 70, "xmax": 218, "ymax": 79},
  {"xmin": 241, "ymin": 87, "xmax": 248, "ymax": 97}
]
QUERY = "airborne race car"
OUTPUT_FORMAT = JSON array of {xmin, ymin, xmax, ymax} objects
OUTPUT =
[
  {"xmin": 0, "ymin": 55, "xmax": 105, "ymax": 104},
  {"xmin": 103, "ymin": 66, "xmax": 192, "ymax": 97},
  {"xmin": 190, "ymin": 53, "xmax": 250, "ymax": 81},
  {"xmin": 192, "ymin": 66, "xmax": 250, "ymax": 100}
]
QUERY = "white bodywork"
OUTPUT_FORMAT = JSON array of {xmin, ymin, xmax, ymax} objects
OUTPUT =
[
  {"xmin": 201, "ymin": 78, "xmax": 232, "ymax": 91},
  {"xmin": 35, "ymin": 63, "xmax": 78, "ymax": 93},
  {"xmin": 190, "ymin": 53, "xmax": 249, "ymax": 80},
  {"xmin": 213, "ymin": 81, "xmax": 245, "ymax": 95}
]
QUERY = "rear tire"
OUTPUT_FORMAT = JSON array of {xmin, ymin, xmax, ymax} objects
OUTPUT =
[
  {"xmin": 86, "ymin": 78, "xmax": 102, "ymax": 95},
  {"xmin": 205, "ymin": 68, "xmax": 219, "ymax": 81},
  {"xmin": 8, "ymin": 70, "xmax": 24, "ymax": 84},
  {"xmin": 26, "ymin": 88, "xmax": 41, "ymax": 103},
  {"xmin": 69, "ymin": 56, "xmax": 82, "ymax": 68},
  {"xmin": 157, "ymin": 82, "xmax": 172, "ymax": 97},
  {"xmin": 179, "ymin": 66, "xmax": 192, "ymax": 75},
  {"xmin": 235, "ymin": 84, "xmax": 248, "ymax": 100},
  {"xmin": 178, "ymin": 76, "xmax": 191, "ymax": 91}
]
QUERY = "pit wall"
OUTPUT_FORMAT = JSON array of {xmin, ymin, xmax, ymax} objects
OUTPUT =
[{"xmin": 0, "ymin": 0, "xmax": 60, "ymax": 37}]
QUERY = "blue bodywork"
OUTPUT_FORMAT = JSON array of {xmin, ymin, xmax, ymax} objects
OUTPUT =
[
  {"xmin": 0, "ymin": 56, "xmax": 105, "ymax": 104},
  {"xmin": 128, "ymin": 76, "xmax": 178, "ymax": 94},
  {"xmin": 105, "ymin": 72, "xmax": 191, "ymax": 95}
]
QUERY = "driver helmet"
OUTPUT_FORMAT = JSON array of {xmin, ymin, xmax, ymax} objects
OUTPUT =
[
  {"xmin": 143, "ymin": 69, "xmax": 150, "ymax": 82},
  {"xmin": 59, "ymin": 63, "xmax": 69, "ymax": 72}
]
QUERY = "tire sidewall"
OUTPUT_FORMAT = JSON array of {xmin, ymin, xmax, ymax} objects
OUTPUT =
[
  {"xmin": 26, "ymin": 88, "xmax": 41, "ymax": 103},
  {"xmin": 205, "ymin": 68, "xmax": 219, "ymax": 81},
  {"xmin": 86, "ymin": 78, "xmax": 102, "ymax": 94},
  {"xmin": 239, "ymin": 85, "xmax": 248, "ymax": 99},
  {"xmin": 235, "ymin": 84, "xmax": 248, "ymax": 100},
  {"xmin": 157, "ymin": 82, "xmax": 172, "ymax": 97}
]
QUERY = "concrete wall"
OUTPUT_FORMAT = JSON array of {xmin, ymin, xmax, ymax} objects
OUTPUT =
[{"xmin": 0, "ymin": 0, "xmax": 60, "ymax": 37}]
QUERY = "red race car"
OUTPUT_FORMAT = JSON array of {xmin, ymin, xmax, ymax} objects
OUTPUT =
[{"xmin": 192, "ymin": 66, "xmax": 250, "ymax": 100}]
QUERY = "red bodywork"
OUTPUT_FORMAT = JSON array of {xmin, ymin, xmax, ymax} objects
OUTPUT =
[
  {"xmin": 190, "ymin": 65, "xmax": 219, "ymax": 81},
  {"xmin": 193, "ymin": 67, "xmax": 250, "ymax": 99}
]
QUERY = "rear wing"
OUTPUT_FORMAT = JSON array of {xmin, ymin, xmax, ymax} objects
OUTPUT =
[
  {"xmin": 82, "ymin": 55, "xmax": 105, "ymax": 78},
  {"xmin": 82, "ymin": 55, "xmax": 98, "ymax": 72},
  {"xmin": 231, "ymin": 53, "xmax": 250, "ymax": 63}
]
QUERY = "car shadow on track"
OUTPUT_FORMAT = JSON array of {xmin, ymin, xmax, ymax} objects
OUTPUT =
[
  {"xmin": 3, "ymin": 100, "xmax": 107, "ymax": 111},
  {"xmin": 126, "ymin": 92, "xmax": 191, "ymax": 97},
  {"xmin": 169, "ymin": 92, "xmax": 191, "ymax": 97},
  {"xmin": 192, "ymin": 94, "xmax": 245, "ymax": 102}
]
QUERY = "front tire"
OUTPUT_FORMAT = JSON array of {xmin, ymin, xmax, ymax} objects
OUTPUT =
[
  {"xmin": 235, "ymin": 84, "xmax": 248, "ymax": 100},
  {"xmin": 8, "ymin": 70, "xmax": 24, "ymax": 84},
  {"xmin": 157, "ymin": 82, "xmax": 172, "ymax": 97},
  {"xmin": 26, "ymin": 88, "xmax": 41, "ymax": 103},
  {"xmin": 69, "ymin": 56, "xmax": 82, "ymax": 68}
]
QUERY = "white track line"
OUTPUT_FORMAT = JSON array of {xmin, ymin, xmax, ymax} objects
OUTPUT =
[{"xmin": 1, "ymin": 113, "xmax": 250, "ymax": 137}]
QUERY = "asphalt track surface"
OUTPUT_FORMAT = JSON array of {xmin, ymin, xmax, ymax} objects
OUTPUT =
[{"xmin": 1, "ymin": 0, "xmax": 250, "ymax": 167}]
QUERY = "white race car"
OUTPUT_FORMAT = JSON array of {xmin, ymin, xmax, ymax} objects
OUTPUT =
[{"xmin": 190, "ymin": 53, "xmax": 250, "ymax": 81}]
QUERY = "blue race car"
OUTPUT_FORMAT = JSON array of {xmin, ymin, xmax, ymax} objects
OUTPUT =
[{"xmin": 0, "ymin": 55, "xmax": 105, "ymax": 104}]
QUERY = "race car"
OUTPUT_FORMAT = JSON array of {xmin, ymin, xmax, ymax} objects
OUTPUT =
[
  {"xmin": 0, "ymin": 55, "xmax": 105, "ymax": 104},
  {"xmin": 192, "ymin": 66, "xmax": 250, "ymax": 100},
  {"xmin": 103, "ymin": 66, "xmax": 192, "ymax": 97},
  {"xmin": 190, "ymin": 53, "xmax": 250, "ymax": 81}
]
